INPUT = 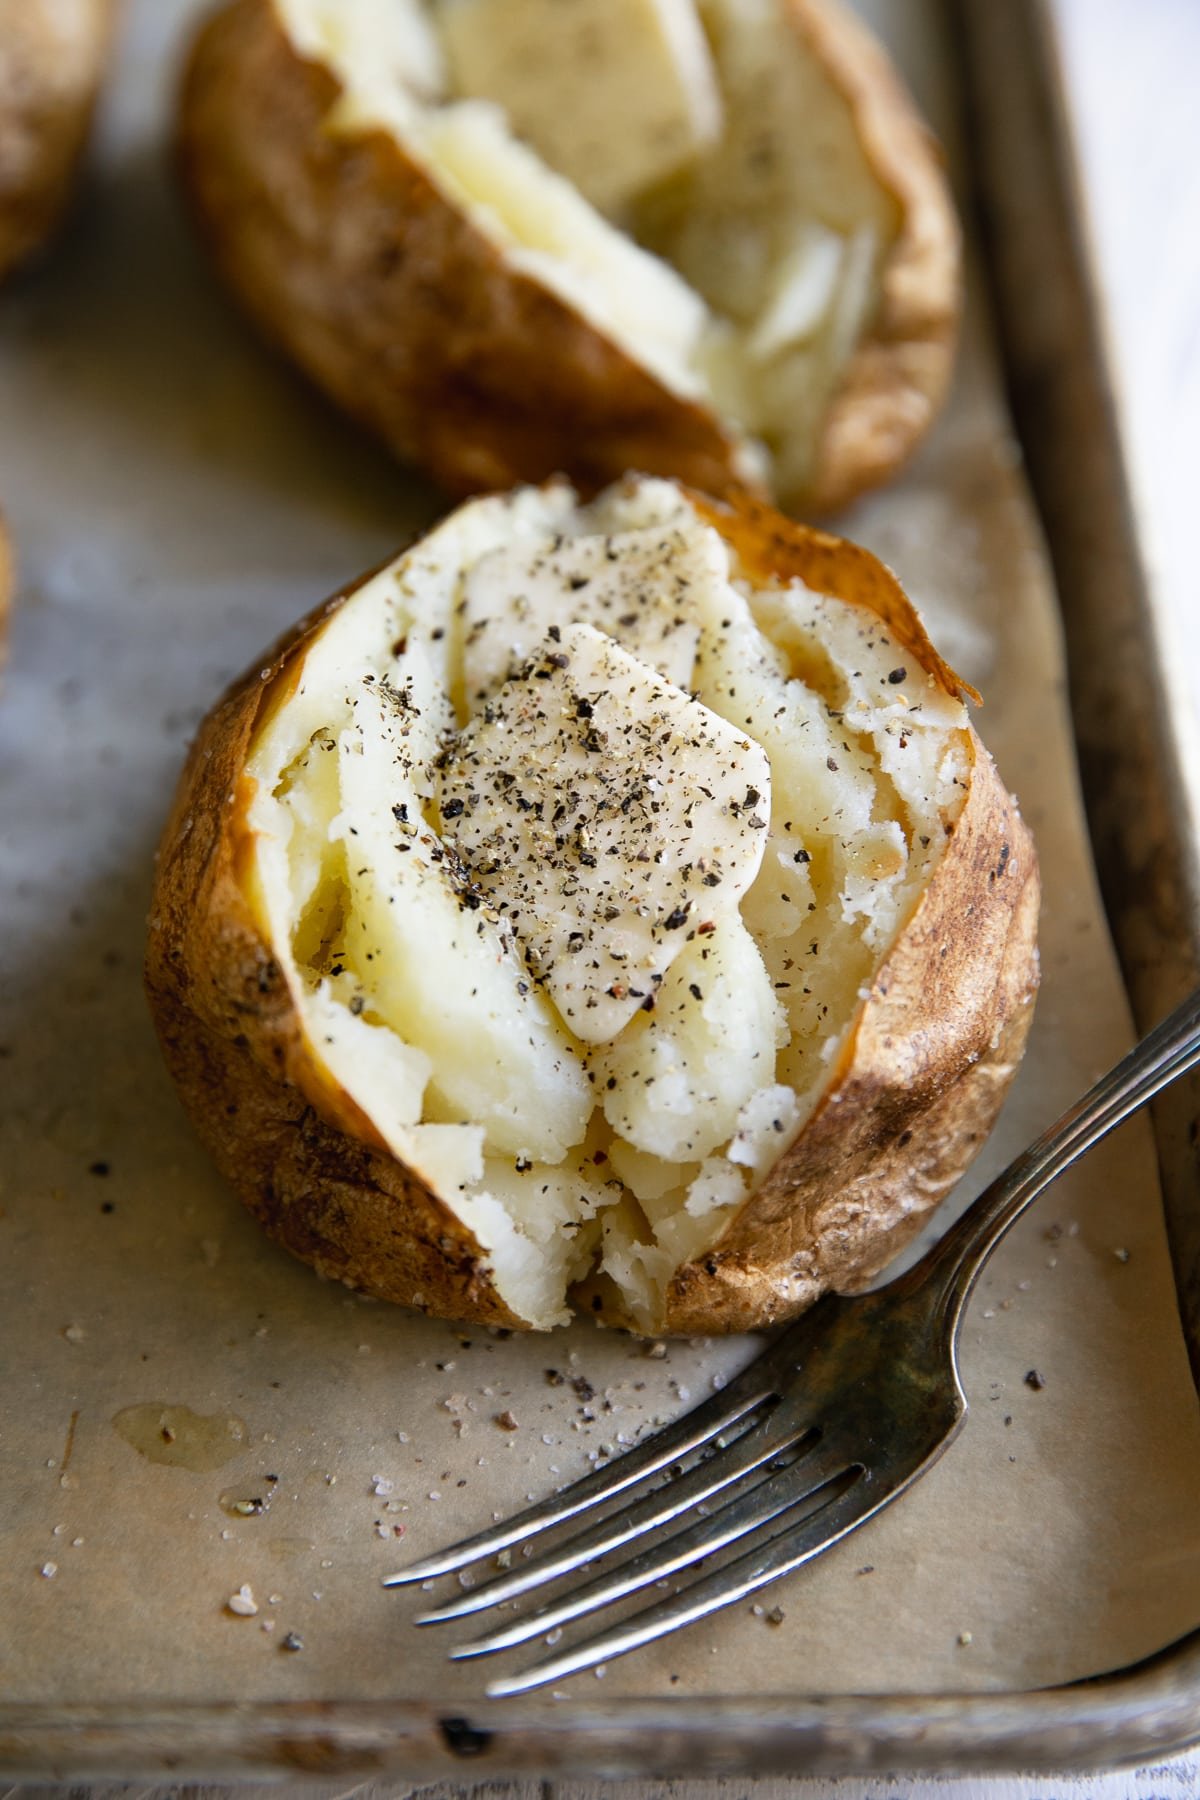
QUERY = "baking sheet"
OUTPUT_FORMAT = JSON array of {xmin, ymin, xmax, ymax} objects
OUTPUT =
[{"xmin": 2, "ymin": 0, "xmax": 1200, "ymax": 1722}]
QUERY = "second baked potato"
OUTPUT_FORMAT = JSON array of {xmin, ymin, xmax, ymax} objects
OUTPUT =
[{"xmin": 178, "ymin": 0, "xmax": 960, "ymax": 514}]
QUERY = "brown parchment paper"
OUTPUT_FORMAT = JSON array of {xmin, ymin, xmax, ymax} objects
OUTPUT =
[{"xmin": 1, "ymin": 0, "xmax": 1199, "ymax": 1715}]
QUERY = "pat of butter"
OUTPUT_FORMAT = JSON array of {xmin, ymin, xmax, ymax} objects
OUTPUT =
[
  {"xmin": 439, "ymin": 623, "xmax": 771, "ymax": 1044},
  {"xmin": 461, "ymin": 520, "xmax": 732, "ymax": 704},
  {"xmin": 439, "ymin": 0, "xmax": 723, "ymax": 216}
]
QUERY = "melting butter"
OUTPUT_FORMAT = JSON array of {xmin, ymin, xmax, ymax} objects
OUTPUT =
[{"xmin": 441, "ymin": 622, "xmax": 771, "ymax": 1044}]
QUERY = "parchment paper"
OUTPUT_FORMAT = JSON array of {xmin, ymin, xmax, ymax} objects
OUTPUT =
[{"xmin": 2, "ymin": 0, "xmax": 1199, "ymax": 1712}]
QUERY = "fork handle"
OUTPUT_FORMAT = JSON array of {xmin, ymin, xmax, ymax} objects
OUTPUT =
[{"xmin": 916, "ymin": 985, "xmax": 1200, "ymax": 1335}]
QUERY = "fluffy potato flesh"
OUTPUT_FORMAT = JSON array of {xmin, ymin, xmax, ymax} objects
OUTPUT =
[
  {"xmin": 270, "ymin": 0, "xmax": 907, "ymax": 504},
  {"xmin": 244, "ymin": 477, "xmax": 976, "ymax": 1330}
]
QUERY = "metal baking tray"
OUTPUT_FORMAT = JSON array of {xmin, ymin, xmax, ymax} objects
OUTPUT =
[{"xmin": 2, "ymin": 0, "xmax": 1199, "ymax": 1779}]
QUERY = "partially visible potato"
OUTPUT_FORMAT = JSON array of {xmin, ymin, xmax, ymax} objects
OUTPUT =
[
  {"xmin": 177, "ymin": 0, "xmax": 959, "ymax": 514},
  {"xmin": 0, "ymin": 0, "xmax": 114, "ymax": 282},
  {"xmin": 146, "ymin": 477, "xmax": 1038, "ymax": 1336}
]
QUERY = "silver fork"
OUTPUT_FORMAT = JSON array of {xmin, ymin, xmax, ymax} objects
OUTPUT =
[{"xmin": 386, "ymin": 987, "xmax": 1200, "ymax": 1696}]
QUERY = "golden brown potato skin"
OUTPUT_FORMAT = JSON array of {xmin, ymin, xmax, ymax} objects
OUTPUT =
[
  {"xmin": 146, "ymin": 488, "xmax": 1038, "ymax": 1335},
  {"xmin": 0, "ymin": 0, "xmax": 113, "ymax": 282},
  {"xmin": 653, "ymin": 724, "xmax": 1039, "ymax": 1333},
  {"xmin": 633, "ymin": 490, "xmax": 1038, "ymax": 1334},
  {"xmin": 145, "ymin": 580, "xmax": 527, "ymax": 1331},
  {"xmin": 177, "ymin": 0, "xmax": 958, "ymax": 515}
]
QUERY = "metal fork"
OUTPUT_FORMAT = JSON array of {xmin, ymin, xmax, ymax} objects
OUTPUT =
[{"xmin": 386, "ymin": 987, "xmax": 1200, "ymax": 1695}]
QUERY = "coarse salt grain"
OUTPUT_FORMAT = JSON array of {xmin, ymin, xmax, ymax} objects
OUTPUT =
[{"xmin": 226, "ymin": 1584, "xmax": 258, "ymax": 1617}]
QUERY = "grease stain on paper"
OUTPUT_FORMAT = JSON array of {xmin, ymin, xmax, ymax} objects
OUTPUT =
[{"xmin": 112, "ymin": 1403, "xmax": 248, "ymax": 1471}]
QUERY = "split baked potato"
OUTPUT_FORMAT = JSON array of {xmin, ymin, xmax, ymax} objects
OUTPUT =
[
  {"xmin": 146, "ymin": 477, "xmax": 1038, "ymax": 1335},
  {"xmin": 0, "ymin": 0, "xmax": 113, "ymax": 282},
  {"xmin": 177, "ymin": 0, "xmax": 960, "ymax": 515}
]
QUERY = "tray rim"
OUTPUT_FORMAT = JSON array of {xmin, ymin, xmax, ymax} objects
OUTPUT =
[
  {"xmin": 5, "ymin": 1632, "xmax": 1200, "ymax": 1782},
  {"xmin": 5, "ymin": 0, "xmax": 1200, "ymax": 1779}
]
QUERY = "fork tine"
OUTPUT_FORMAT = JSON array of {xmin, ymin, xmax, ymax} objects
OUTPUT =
[
  {"xmin": 384, "ymin": 1357, "xmax": 784, "ymax": 1584},
  {"xmin": 448, "ymin": 1437, "xmax": 853, "ymax": 1658},
  {"xmin": 415, "ymin": 1411, "xmax": 821, "ymax": 1624},
  {"xmin": 484, "ymin": 1465, "xmax": 882, "ymax": 1696}
]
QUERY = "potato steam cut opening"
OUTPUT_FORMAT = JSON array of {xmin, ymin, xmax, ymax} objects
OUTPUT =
[
  {"xmin": 273, "ymin": 0, "xmax": 900, "ymax": 503},
  {"xmin": 244, "ymin": 478, "xmax": 969, "ymax": 1329}
]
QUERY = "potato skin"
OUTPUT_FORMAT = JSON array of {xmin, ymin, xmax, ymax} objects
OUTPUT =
[
  {"xmin": 176, "ymin": 0, "xmax": 958, "ymax": 514},
  {"xmin": 146, "ymin": 487, "xmax": 1038, "ymax": 1335},
  {"xmin": 654, "ymin": 728, "xmax": 1038, "ymax": 1334},
  {"xmin": 0, "ymin": 0, "xmax": 113, "ymax": 282},
  {"xmin": 144, "ymin": 581, "xmax": 525, "ymax": 1331}
]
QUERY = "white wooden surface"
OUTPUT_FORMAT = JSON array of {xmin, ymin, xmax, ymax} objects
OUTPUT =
[{"xmin": 8, "ymin": 2, "xmax": 1198, "ymax": 1798}]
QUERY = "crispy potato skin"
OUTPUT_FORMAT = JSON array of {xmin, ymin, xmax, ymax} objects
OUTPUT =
[
  {"xmin": 0, "ymin": 0, "xmax": 113, "ymax": 282},
  {"xmin": 146, "ymin": 488, "xmax": 1038, "ymax": 1335},
  {"xmin": 177, "ymin": 0, "xmax": 958, "ymax": 514},
  {"xmin": 144, "ymin": 581, "xmax": 525, "ymax": 1331},
  {"xmin": 657, "ymin": 742, "xmax": 1038, "ymax": 1333}
]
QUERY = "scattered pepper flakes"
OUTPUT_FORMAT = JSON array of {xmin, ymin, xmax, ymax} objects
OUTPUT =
[
  {"xmin": 280, "ymin": 1631, "xmax": 304, "ymax": 1653},
  {"xmin": 494, "ymin": 1410, "xmax": 519, "ymax": 1431},
  {"xmin": 1024, "ymin": 1369, "xmax": 1046, "ymax": 1391}
]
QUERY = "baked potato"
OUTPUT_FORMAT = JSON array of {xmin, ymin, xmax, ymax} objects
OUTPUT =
[
  {"xmin": 177, "ymin": 0, "xmax": 960, "ymax": 515},
  {"xmin": 146, "ymin": 477, "xmax": 1037, "ymax": 1335},
  {"xmin": 0, "ymin": 0, "xmax": 114, "ymax": 282}
]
